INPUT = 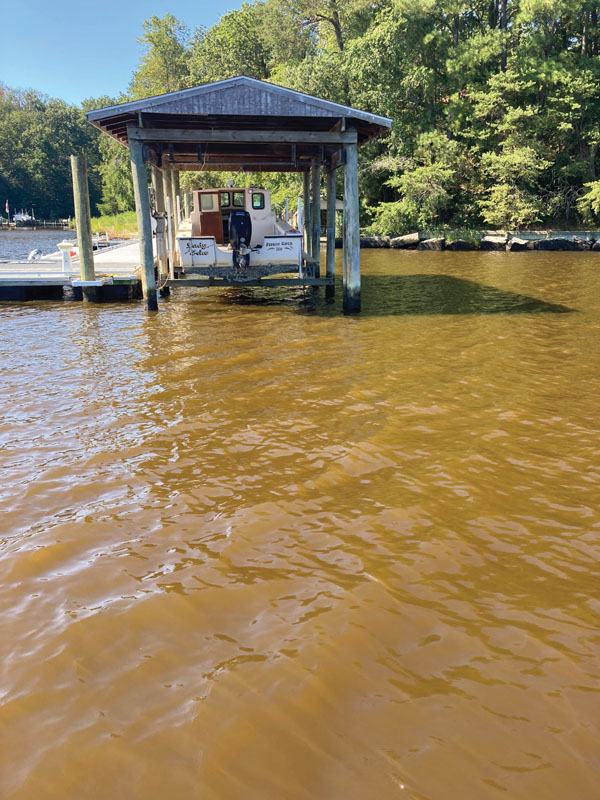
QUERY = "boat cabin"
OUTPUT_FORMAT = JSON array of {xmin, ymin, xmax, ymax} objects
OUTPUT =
[
  {"xmin": 176, "ymin": 185, "xmax": 301, "ymax": 274},
  {"xmin": 189, "ymin": 187, "xmax": 273, "ymax": 247}
]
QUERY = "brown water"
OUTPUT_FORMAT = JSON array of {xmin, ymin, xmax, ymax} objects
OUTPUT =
[{"xmin": 1, "ymin": 250, "xmax": 599, "ymax": 799}]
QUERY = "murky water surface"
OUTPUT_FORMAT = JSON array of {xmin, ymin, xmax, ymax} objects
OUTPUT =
[{"xmin": 1, "ymin": 251, "xmax": 599, "ymax": 799}]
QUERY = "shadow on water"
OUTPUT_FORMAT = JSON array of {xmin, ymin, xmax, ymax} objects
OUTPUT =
[{"xmin": 212, "ymin": 274, "xmax": 575, "ymax": 316}]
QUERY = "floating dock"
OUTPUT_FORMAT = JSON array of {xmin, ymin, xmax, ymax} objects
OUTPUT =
[{"xmin": 0, "ymin": 241, "xmax": 142, "ymax": 301}]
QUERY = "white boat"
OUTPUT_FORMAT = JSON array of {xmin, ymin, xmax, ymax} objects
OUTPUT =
[
  {"xmin": 175, "ymin": 187, "xmax": 302, "ymax": 279},
  {"xmin": 13, "ymin": 210, "xmax": 35, "ymax": 225}
]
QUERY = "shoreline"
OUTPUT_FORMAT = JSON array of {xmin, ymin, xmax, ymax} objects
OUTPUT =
[{"xmin": 357, "ymin": 230, "xmax": 600, "ymax": 252}]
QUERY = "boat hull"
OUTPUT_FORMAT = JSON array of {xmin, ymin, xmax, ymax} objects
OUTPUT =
[{"xmin": 177, "ymin": 234, "xmax": 302, "ymax": 277}]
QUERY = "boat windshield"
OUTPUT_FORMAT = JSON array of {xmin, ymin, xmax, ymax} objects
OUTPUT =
[{"xmin": 200, "ymin": 193, "xmax": 217, "ymax": 211}]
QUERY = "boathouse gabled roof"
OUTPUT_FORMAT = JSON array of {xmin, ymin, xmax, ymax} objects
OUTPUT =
[{"xmin": 86, "ymin": 76, "xmax": 392, "ymax": 172}]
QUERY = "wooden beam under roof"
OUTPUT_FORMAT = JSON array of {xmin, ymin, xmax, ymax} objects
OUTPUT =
[
  {"xmin": 166, "ymin": 163, "xmax": 310, "ymax": 172},
  {"xmin": 126, "ymin": 126, "xmax": 357, "ymax": 145}
]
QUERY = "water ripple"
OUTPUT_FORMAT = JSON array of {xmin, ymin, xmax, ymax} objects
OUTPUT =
[{"xmin": 1, "ymin": 251, "xmax": 599, "ymax": 799}]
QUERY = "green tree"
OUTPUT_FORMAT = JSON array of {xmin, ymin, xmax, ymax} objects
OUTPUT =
[
  {"xmin": 479, "ymin": 146, "xmax": 549, "ymax": 229},
  {"xmin": 96, "ymin": 136, "xmax": 135, "ymax": 214},
  {"xmin": 188, "ymin": 4, "xmax": 272, "ymax": 83},
  {"xmin": 10, "ymin": 0, "xmax": 600, "ymax": 230},
  {"xmin": 82, "ymin": 95, "xmax": 135, "ymax": 214},
  {"xmin": 577, "ymin": 180, "xmax": 600, "ymax": 223},
  {"xmin": 368, "ymin": 131, "xmax": 471, "ymax": 233},
  {"xmin": 0, "ymin": 86, "xmax": 101, "ymax": 219},
  {"xmin": 129, "ymin": 14, "xmax": 190, "ymax": 99}
]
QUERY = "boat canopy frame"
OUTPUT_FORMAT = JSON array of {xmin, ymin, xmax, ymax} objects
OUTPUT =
[{"xmin": 87, "ymin": 75, "xmax": 392, "ymax": 312}]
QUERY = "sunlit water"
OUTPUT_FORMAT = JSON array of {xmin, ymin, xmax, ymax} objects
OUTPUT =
[
  {"xmin": 0, "ymin": 229, "xmax": 76, "ymax": 261},
  {"xmin": 1, "ymin": 250, "xmax": 599, "ymax": 799}
]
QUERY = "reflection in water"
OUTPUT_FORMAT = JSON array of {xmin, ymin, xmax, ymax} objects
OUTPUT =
[
  {"xmin": 219, "ymin": 273, "xmax": 575, "ymax": 316},
  {"xmin": 0, "ymin": 250, "xmax": 599, "ymax": 800}
]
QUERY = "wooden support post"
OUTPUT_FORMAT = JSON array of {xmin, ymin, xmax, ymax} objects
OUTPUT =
[
  {"xmin": 70, "ymin": 155, "xmax": 97, "ymax": 302},
  {"xmin": 172, "ymin": 170, "xmax": 181, "ymax": 227},
  {"xmin": 128, "ymin": 137, "xmax": 158, "ymax": 311},
  {"xmin": 151, "ymin": 165, "xmax": 169, "ymax": 294},
  {"xmin": 184, "ymin": 192, "xmax": 191, "ymax": 218},
  {"xmin": 343, "ymin": 141, "xmax": 360, "ymax": 313},
  {"xmin": 326, "ymin": 167, "xmax": 336, "ymax": 298},
  {"xmin": 303, "ymin": 170, "xmax": 311, "ymax": 259},
  {"xmin": 161, "ymin": 166, "xmax": 174, "ymax": 274},
  {"xmin": 169, "ymin": 169, "xmax": 176, "ymax": 230},
  {"xmin": 169, "ymin": 168, "xmax": 180, "ymax": 266},
  {"xmin": 151, "ymin": 164, "xmax": 162, "ymax": 210},
  {"xmin": 311, "ymin": 160, "xmax": 321, "ymax": 278}
]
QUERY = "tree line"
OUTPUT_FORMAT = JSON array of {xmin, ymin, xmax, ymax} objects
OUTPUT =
[
  {"xmin": 0, "ymin": 85, "xmax": 102, "ymax": 220},
  {"xmin": 3, "ymin": 0, "xmax": 600, "ymax": 230}
]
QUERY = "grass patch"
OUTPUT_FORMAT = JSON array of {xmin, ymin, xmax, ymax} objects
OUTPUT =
[
  {"xmin": 69, "ymin": 211, "xmax": 138, "ymax": 238},
  {"xmin": 423, "ymin": 227, "xmax": 482, "ymax": 245}
]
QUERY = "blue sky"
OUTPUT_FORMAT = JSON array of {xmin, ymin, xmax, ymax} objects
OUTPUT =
[{"xmin": 1, "ymin": 0, "xmax": 240, "ymax": 105}]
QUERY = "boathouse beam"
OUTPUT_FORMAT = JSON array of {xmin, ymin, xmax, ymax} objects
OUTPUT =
[
  {"xmin": 126, "ymin": 127, "xmax": 358, "ymax": 145},
  {"xmin": 70, "ymin": 155, "xmax": 97, "ymax": 302},
  {"xmin": 168, "ymin": 163, "xmax": 309, "ymax": 172},
  {"xmin": 128, "ymin": 137, "xmax": 158, "ymax": 311},
  {"xmin": 326, "ymin": 168, "xmax": 336, "ymax": 298},
  {"xmin": 326, "ymin": 148, "xmax": 345, "ymax": 173},
  {"xmin": 343, "ymin": 141, "xmax": 360, "ymax": 313},
  {"xmin": 311, "ymin": 160, "xmax": 321, "ymax": 278}
]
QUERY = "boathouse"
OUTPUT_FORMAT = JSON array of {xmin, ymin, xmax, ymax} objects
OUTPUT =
[{"xmin": 87, "ymin": 76, "xmax": 392, "ymax": 312}]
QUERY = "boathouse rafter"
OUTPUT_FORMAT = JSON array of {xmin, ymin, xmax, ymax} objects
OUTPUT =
[{"xmin": 86, "ymin": 75, "xmax": 392, "ymax": 312}]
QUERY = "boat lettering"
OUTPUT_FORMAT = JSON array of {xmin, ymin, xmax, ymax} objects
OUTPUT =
[
  {"xmin": 265, "ymin": 240, "xmax": 294, "ymax": 252},
  {"xmin": 184, "ymin": 241, "xmax": 212, "ymax": 257}
]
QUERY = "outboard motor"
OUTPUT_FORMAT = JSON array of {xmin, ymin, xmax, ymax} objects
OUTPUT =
[{"xmin": 229, "ymin": 210, "xmax": 252, "ymax": 269}]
